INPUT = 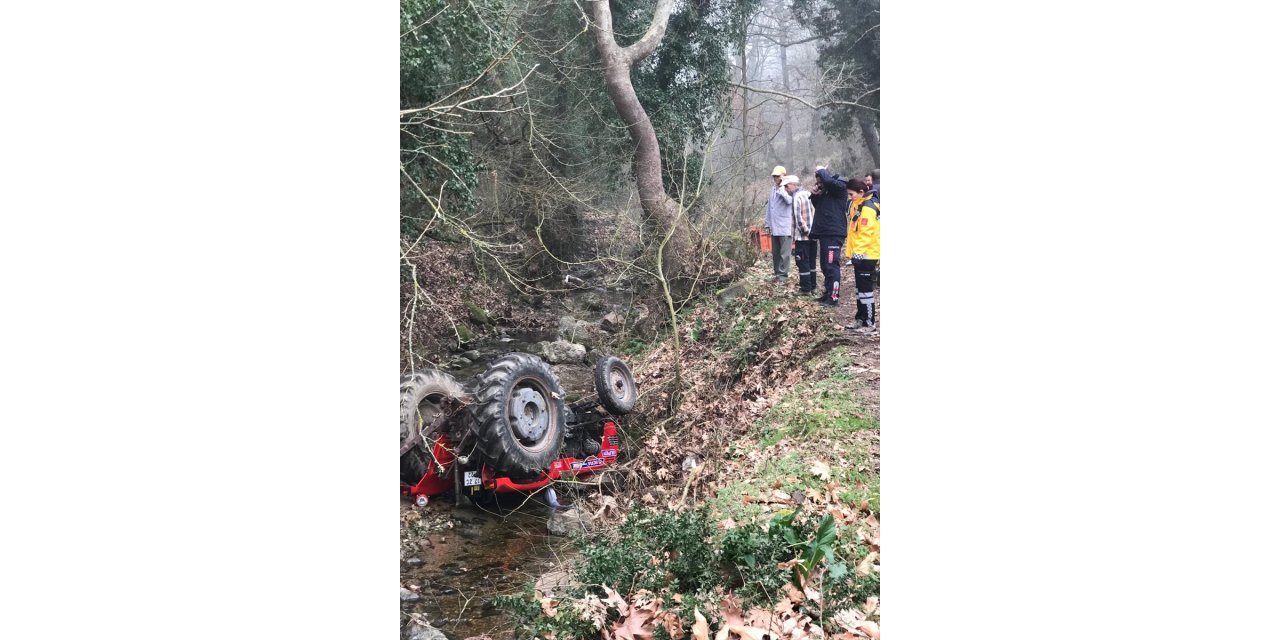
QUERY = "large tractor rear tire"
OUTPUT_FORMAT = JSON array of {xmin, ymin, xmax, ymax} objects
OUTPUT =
[
  {"xmin": 469, "ymin": 353, "xmax": 567, "ymax": 476},
  {"xmin": 400, "ymin": 369, "xmax": 469, "ymax": 484}
]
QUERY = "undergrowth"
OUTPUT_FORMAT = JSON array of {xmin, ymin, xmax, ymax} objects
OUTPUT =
[{"xmin": 498, "ymin": 507, "xmax": 878, "ymax": 640}]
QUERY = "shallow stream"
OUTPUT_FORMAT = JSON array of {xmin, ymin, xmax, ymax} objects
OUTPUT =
[{"xmin": 401, "ymin": 497, "xmax": 578, "ymax": 639}]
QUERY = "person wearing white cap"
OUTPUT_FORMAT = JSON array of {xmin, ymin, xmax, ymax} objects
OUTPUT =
[
  {"xmin": 764, "ymin": 165, "xmax": 794, "ymax": 283},
  {"xmin": 782, "ymin": 175, "xmax": 817, "ymax": 295}
]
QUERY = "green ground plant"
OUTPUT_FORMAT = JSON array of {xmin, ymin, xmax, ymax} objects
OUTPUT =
[{"xmin": 501, "ymin": 507, "xmax": 877, "ymax": 639}]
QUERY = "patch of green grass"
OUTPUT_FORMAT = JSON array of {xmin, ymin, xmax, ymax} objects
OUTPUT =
[
  {"xmin": 709, "ymin": 346, "xmax": 880, "ymax": 522},
  {"xmin": 621, "ymin": 338, "xmax": 651, "ymax": 356},
  {"xmin": 756, "ymin": 347, "xmax": 877, "ymax": 447}
]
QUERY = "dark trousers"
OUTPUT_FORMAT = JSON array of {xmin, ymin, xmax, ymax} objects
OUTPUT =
[
  {"xmin": 854, "ymin": 258, "xmax": 879, "ymax": 324},
  {"xmin": 815, "ymin": 236, "xmax": 843, "ymax": 303},
  {"xmin": 793, "ymin": 239, "xmax": 817, "ymax": 292}
]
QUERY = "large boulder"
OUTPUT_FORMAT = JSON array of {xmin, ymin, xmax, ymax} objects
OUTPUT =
[
  {"xmin": 556, "ymin": 315, "xmax": 608, "ymax": 348},
  {"xmin": 535, "ymin": 340, "xmax": 586, "ymax": 364},
  {"xmin": 600, "ymin": 312, "xmax": 625, "ymax": 333},
  {"xmin": 546, "ymin": 505, "xmax": 593, "ymax": 536}
]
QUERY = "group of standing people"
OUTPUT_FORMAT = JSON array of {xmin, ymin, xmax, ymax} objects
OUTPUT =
[{"xmin": 762, "ymin": 165, "xmax": 880, "ymax": 334}]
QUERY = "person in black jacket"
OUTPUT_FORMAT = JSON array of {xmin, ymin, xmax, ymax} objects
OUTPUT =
[{"xmin": 808, "ymin": 166, "xmax": 849, "ymax": 306}]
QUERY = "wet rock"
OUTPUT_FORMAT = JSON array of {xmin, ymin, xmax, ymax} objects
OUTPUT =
[
  {"xmin": 536, "ymin": 340, "xmax": 586, "ymax": 364},
  {"xmin": 557, "ymin": 315, "xmax": 580, "ymax": 335},
  {"xmin": 601, "ymin": 312, "xmax": 625, "ymax": 332},
  {"xmin": 547, "ymin": 505, "xmax": 592, "ymax": 536},
  {"xmin": 463, "ymin": 350, "xmax": 482, "ymax": 360},
  {"xmin": 400, "ymin": 588, "xmax": 421, "ymax": 602},
  {"xmin": 557, "ymin": 316, "xmax": 607, "ymax": 348},
  {"xmin": 405, "ymin": 557, "xmax": 423, "ymax": 566},
  {"xmin": 581, "ymin": 291, "xmax": 605, "ymax": 311},
  {"xmin": 405, "ymin": 621, "xmax": 448, "ymax": 640},
  {"xmin": 534, "ymin": 569, "xmax": 577, "ymax": 595}
]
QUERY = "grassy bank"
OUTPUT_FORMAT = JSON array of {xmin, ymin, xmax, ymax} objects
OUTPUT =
[{"xmin": 500, "ymin": 266, "xmax": 882, "ymax": 640}]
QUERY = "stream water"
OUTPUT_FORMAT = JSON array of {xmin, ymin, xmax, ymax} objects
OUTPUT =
[{"xmin": 401, "ymin": 495, "xmax": 579, "ymax": 639}]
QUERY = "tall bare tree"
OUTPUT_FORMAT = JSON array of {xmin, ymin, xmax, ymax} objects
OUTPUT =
[{"xmin": 589, "ymin": 0, "xmax": 693, "ymax": 277}]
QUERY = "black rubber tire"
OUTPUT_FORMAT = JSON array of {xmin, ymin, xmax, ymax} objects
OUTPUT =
[
  {"xmin": 400, "ymin": 369, "xmax": 469, "ymax": 484},
  {"xmin": 593, "ymin": 356, "xmax": 637, "ymax": 415},
  {"xmin": 469, "ymin": 353, "xmax": 567, "ymax": 475}
]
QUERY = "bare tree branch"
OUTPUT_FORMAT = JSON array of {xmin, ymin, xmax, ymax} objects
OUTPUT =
[{"xmin": 727, "ymin": 81, "xmax": 880, "ymax": 113}]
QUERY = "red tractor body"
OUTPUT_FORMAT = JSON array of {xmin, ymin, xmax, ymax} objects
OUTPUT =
[
  {"xmin": 400, "ymin": 353, "xmax": 635, "ymax": 507},
  {"xmin": 400, "ymin": 419, "xmax": 621, "ymax": 501}
]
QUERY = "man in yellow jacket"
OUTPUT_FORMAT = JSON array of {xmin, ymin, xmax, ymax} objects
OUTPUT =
[{"xmin": 846, "ymin": 183, "xmax": 880, "ymax": 334}]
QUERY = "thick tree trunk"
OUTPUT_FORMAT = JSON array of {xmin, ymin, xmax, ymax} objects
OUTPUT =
[
  {"xmin": 590, "ymin": 0, "xmax": 692, "ymax": 276},
  {"xmin": 859, "ymin": 117, "xmax": 880, "ymax": 167}
]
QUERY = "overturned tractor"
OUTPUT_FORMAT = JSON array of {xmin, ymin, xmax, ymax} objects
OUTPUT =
[{"xmin": 400, "ymin": 353, "xmax": 637, "ymax": 506}]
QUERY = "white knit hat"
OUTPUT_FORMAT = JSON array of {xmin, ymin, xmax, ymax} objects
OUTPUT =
[{"xmin": 780, "ymin": 174, "xmax": 800, "ymax": 186}]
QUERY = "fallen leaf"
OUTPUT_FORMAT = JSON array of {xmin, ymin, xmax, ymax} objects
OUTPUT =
[
  {"xmin": 603, "ymin": 586, "xmax": 630, "ymax": 617},
  {"xmin": 856, "ymin": 621, "xmax": 880, "ymax": 639},
  {"xmin": 540, "ymin": 598, "xmax": 559, "ymax": 617},
  {"xmin": 833, "ymin": 609, "xmax": 866, "ymax": 633},
  {"xmin": 692, "ymin": 608, "xmax": 710, "ymax": 640},
  {"xmin": 808, "ymin": 460, "xmax": 829, "ymax": 481},
  {"xmin": 728, "ymin": 626, "xmax": 771, "ymax": 640},
  {"xmin": 862, "ymin": 597, "xmax": 879, "ymax": 616},
  {"xmin": 856, "ymin": 552, "xmax": 879, "ymax": 577}
]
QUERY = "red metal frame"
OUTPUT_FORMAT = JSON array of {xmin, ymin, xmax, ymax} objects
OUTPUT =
[{"xmin": 401, "ymin": 420, "xmax": 621, "ymax": 500}]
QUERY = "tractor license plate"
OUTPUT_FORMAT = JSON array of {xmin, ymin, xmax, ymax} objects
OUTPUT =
[{"xmin": 463, "ymin": 471, "xmax": 481, "ymax": 487}]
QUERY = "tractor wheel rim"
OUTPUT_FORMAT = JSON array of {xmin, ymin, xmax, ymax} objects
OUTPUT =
[
  {"xmin": 608, "ymin": 367, "xmax": 633, "ymax": 401},
  {"xmin": 414, "ymin": 393, "xmax": 448, "ymax": 445},
  {"xmin": 509, "ymin": 384, "xmax": 550, "ymax": 444}
]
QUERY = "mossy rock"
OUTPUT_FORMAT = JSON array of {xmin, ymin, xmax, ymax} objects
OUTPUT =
[
  {"xmin": 456, "ymin": 324, "xmax": 475, "ymax": 345},
  {"xmin": 465, "ymin": 301, "xmax": 495, "ymax": 326}
]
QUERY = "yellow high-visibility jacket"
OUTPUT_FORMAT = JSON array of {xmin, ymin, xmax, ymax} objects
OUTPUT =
[
  {"xmin": 844, "ymin": 195, "xmax": 870, "ymax": 258},
  {"xmin": 848, "ymin": 199, "xmax": 880, "ymax": 260}
]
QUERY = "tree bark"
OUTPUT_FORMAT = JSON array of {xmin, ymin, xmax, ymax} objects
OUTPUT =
[
  {"xmin": 859, "ymin": 117, "xmax": 880, "ymax": 167},
  {"xmin": 589, "ymin": 0, "xmax": 692, "ymax": 276}
]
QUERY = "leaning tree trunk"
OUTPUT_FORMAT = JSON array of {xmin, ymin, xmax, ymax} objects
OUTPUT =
[
  {"xmin": 590, "ymin": 0, "xmax": 693, "ymax": 278},
  {"xmin": 859, "ymin": 117, "xmax": 880, "ymax": 167}
]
